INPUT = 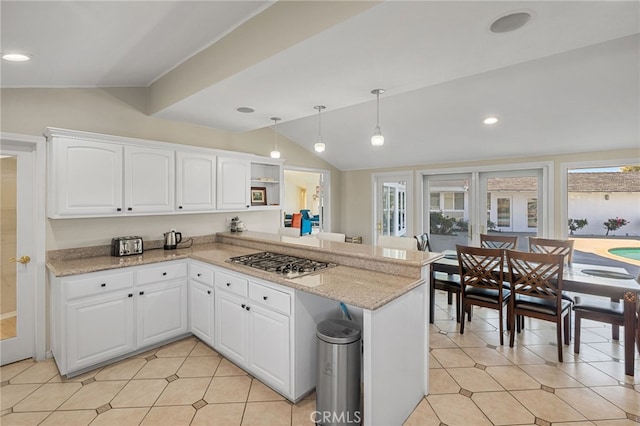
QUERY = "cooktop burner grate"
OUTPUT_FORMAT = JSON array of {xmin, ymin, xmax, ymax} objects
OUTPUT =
[{"xmin": 227, "ymin": 252, "xmax": 336, "ymax": 278}]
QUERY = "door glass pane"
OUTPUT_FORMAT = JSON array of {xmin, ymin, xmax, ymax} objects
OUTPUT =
[
  {"xmin": 426, "ymin": 177, "xmax": 470, "ymax": 251},
  {"xmin": 1, "ymin": 156, "xmax": 17, "ymax": 340},
  {"xmin": 382, "ymin": 181, "xmax": 407, "ymax": 236},
  {"xmin": 527, "ymin": 198, "xmax": 538, "ymax": 228},
  {"xmin": 497, "ymin": 198, "xmax": 511, "ymax": 228}
]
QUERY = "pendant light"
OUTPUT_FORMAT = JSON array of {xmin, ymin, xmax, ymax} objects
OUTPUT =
[
  {"xmin": 371, "ymin": 88, "xmax": 385, "ymax": 147},
  {"xmin": 314, "ymin": 105, "xmax": 326, "ymax": 153},
  {"xmin": 270, "ymin": 117, "xmax": 281, "ymax": 159}
]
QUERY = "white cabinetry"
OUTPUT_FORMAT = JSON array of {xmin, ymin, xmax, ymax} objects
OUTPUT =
[
  {"xmin": 176, "ymin": 152, "xmax": 216, "ymax": 212},
  {"xmin": 124, "ymin": 146, "xmax": 175, "ymax": 214},
  {"xmin": 189, "ymin": 261, "xmax": 215, "ymax": 346},
  {"xmin": 216, "ymin": 156, "xmax": 250, "ymax": 210},
  {"xmin": 214, "ymin": 269, "xmax": 291, "ymax": 395},
  {"xmin": 48, "ymin": 137, "xmax": 124, "ymax": 217},
  {"xmin": 47, "ymin": 128, "xmax": 283, "ymax": 217},
  {"xmin": 250, "ymin": 161, "xmax": 283, "ymax": 209},
  {"xmin": 135, "ymin": 262, "xmax": 188, "ymax": 347},
  {"xmin": 49, "ymin": 260, "xmax": 188, "ymax": 376}
]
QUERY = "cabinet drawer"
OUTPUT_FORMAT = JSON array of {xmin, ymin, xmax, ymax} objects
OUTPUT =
[
  {"xmin": 65, "ymin": 271, "xmax": 134, "ymax": 300},
  {"xmin": 249, "ymin": 282, "xmax": 291, "ymax": 316},
  {"xmin": 190, "ymin": 263, "xmax": 214, "ymax": 286},
  {"xmin": 215, "ymin": 271, "xmax": 248, "ymax": 298},
  {"xmin": 137, "ymin": 262, "xmax": 187, "ymax": 286}
]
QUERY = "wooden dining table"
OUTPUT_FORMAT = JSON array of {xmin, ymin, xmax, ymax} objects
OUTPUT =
[{"xmin": 430, "ymin": 250, "xmax": 640, "ymax": 376}]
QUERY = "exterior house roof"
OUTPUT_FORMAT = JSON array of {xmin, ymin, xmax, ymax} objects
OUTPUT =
[{"xmin": 486, "ymin": 172, "xmax": 640, "ymax": 193}]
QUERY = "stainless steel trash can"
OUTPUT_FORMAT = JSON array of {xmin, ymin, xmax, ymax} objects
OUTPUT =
[{"xmin": 315, "ymin": 319, "xmax": 362, "ymax": 426}]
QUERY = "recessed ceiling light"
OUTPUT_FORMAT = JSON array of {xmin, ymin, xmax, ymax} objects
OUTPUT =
[
  {"xmin": 484, "ymin": 117, "xmax": 499, "ymax": 125},
  {"xmin": 2, "ymin": 53, "xmax": 31, "ymax": 62},
  {"xmin": 490, "ymin": 11, "xmax": 532, "ymax": 33},
  {"xmin": 236, "ymin": 107, "xmax": 254, "ymax": 113}
]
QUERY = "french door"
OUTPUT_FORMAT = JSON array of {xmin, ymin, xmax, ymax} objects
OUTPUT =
[
  {"xmin": 0, "ymin": 140, "xmax": 37, "ymax": 365},
  {"xmin": 423, "ymin": 167, "xmax": 548, "ymax": 252},
  {"xmin": 373, "ymin": 172, "xmax": 413, "ymax": 245}
]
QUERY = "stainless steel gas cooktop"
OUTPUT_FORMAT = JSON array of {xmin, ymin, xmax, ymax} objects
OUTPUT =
[{"xmin": 227, "ymin": 251, "xmax": 337, "ymax": 278}]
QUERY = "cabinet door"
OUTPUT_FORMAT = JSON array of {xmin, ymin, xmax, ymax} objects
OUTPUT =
[
  {"xmin": 53, "ymin": 138, "xmax": 123, "ymax": 216},
  {"xmin": 124, "ymin": 146, "xmax": 175, "ymax": 214},
  {"xmin": 189, "ymin": 280, "xmax": 214, "ymax": 346},
  {"xmin": 137, "ymin": 280, "xmax": 188, "ymax": 348},
  {"xmin": 176, "ymin": 152, "xmax": 216, "ymax": 212},
  {"xmin": 216, "ymin": 157, "xmax": 250, "ymax": 210},
  {"xmin": 67, "ymin": 292, "xmax": 135, "ymax": 372},
  {"xmin": 215, "ymin": 290, "xmax": 248, "ymax": 365},
  {"xmin": 248, "ymin": 305, "xmax": 290, "ymax": 393}
]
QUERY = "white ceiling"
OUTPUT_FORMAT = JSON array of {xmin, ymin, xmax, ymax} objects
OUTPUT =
[{"xmin": 2, "ymin": 1, "xmax": 638, "ymax": 171}]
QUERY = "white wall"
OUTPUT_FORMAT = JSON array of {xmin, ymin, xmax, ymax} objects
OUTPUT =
[{"xmin": 569, "ymin": 192, "xmax": 640, "ymax": 236}]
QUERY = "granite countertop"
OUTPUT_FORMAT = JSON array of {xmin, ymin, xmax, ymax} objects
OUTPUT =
[{"xmin": 47, "ymin": 233, "xmax": 442, "ymax": 310}]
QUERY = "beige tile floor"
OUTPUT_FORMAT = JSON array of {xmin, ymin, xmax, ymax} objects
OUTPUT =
[{"xmin": 1, "ymin": 290, "xmax": 639, "ymax": 426}]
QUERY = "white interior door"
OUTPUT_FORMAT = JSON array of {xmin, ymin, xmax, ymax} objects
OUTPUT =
[{"xmin": 0, "ymin": 144, "xmax": 36, "ymax": 365}]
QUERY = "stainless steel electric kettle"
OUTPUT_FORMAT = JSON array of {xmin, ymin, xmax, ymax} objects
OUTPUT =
[{"xmin": 163, "ymin": 230, "xmax": 182, "ymax": 250}]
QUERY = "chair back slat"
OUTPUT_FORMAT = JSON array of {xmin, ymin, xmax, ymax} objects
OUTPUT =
[
  {"xmin": 506, "ymin": 250, "xmax": 564, "ymax": 301},
  {"xmin": 456, "ymin": 245, "xmax": 504, "ymax": 291},
  {"xmin": 414, "ymin": 233, "xmax": 431, "ymax": 252},
  {"xmin": 480, "ymin": 234, "xmax": 518, "ymax": 250},
  {"xmin": 528, "ymin": 237, "xmax": 574, "ymax": 264}
]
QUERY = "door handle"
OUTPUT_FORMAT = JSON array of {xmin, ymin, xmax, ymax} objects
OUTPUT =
[{"xmin": 9, "ymin": 255, "xmax": 31, "ymax": 264}]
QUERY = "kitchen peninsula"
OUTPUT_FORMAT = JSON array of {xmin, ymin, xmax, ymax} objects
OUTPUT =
[{"xmin": 47, "ymin": 232, "xmax": 442, "ymax": 426}]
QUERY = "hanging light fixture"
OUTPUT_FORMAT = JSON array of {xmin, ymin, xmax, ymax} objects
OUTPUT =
[
  {"xmin": 370, "ymin": 88, "xmax": 385, "ymax": 147},
  {"xmin": 314, "ymin": 105, "xmax": 326, "ymax": 153},
  {"xmin": 270, "ymin": 117, "xmax": 281, "ymax": 159}
]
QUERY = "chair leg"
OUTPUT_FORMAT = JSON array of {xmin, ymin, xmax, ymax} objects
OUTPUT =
[
  {"xmin": 498, "ymin": 308, "xmax": 504, "ymax": 346},
  {"xmin": 574, "ymin": 312, "xmax": 581, "ymax": 354},
  {"xmin": 455, "ymin": 292, "xmax": 461, "ymax": 323},
  {"xmin": 556, "ymin": 318, "xmax": 564, "ymax": 362},
  {"xmin": 447, "ymin": 291, "xmax": 453, "ymax": 305},
  {"xmin": 509, "ymin": 312, "xmax": 516, "ymax": 348},
  {"xmin": 460, "ymin": 302, "xmax": 467, "ymax": 335},
  {"xmin": 612, "ymin": 325, "xmax": 620, "ymax": 340},
  {"xmin": 563, "ymin": 313, "xmax": 570, "ymax": 346}
]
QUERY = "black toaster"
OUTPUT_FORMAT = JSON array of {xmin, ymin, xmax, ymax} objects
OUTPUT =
[{"xmin": 110, "ymin": 236, "xmax": 144, "ymax": 256}]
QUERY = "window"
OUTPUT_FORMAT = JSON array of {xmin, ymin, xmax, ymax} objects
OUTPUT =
[
  {"xmin": 430, "ymin": 193, "xmax": 440, "ymax": 210},
  {"xmin": 497, "ymin": 198, "xmax": 510, "ymax": 227}
]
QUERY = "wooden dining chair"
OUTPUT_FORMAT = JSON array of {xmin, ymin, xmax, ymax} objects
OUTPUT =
[
  {"xmin": 572, "ymin": 296, "xmax": 627, "ymax": 354},
  {"xmin": 528, "ymin": 237, "xmax": 574, "ymax": 264},
  {"xmin": 506, "ymin": 250, "xmax": 571, "ymax": 362},
  {"xmin": 480, "ymin": 234, "xmax": 518, "ymax": 250},
  {"xmin": 456, "ymin": 245, "xmax": 510, "ymax": 344},
  {"xmin": 414, "ymin": 233, "xmax": 431, "ymax": 252},
  {"xmin": 529, "ymin": 237, "xmax": 576, "ymax": 336}
]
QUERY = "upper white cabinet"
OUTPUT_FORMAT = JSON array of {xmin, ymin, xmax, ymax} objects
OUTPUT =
[
  {"xmin": 49, "ymin": 137, "xmax": 124, "ymax": 217},
  {"xmin": 46, "ymin": 128, "xmax": 282, "ymax": 218},
  {"xmin": 216, "ymin": 156, "xmax": 251, "ymax": 210},
  {"xmin": 176, "ymin": 151, "xmax": 217, "ymax": 212},
  {"xmin": 124, "ymin": 146, "xmax": 175, "ymax": 214}
]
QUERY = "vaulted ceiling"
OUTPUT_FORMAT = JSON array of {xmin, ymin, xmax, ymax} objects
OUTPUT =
[{"xmin": 2, "ymin": 1, "xmax": 638, "ymax": 170}]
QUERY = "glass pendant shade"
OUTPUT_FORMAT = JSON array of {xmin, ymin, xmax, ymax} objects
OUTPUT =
[
  {"xmin": 314, "ymin": 139, "xmax": 325, "ymax": 153},
  {"xmin": 270, "ymin": 117, "xmax": 281, "ymax": 159},
  {"xmin": 371, "ymin": 125, "xmax": 384, "ymax": 147},
  {"xmin": 371, "ymin": 89, "xmax": 385, "ymax": 147}
]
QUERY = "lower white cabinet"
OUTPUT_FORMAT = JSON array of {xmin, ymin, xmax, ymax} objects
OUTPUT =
[
  {"xmin": 66, "ymin": 290, "xmax": 135, "ymax": 372},
  {"xmin": 50, "ymin": 260, "xmax": 188, "ymax": 376},
  {"xmin": 215, "ymin": 270, "xmax": 291, "ymax": 395},
  {"xmin": 189, "ymin": 261, "xmax": 215, "ymax": 346}
]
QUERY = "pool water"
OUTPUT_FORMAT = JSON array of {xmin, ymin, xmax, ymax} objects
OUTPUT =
[{"xmin": 608, "ymin": 247, "xmax": 640, "ymax": 261}]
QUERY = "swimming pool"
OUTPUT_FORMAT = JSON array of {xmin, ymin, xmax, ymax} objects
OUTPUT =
[{"xmin": 608, "ymin": 247, "xmax": 640, "ymax": 261}]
